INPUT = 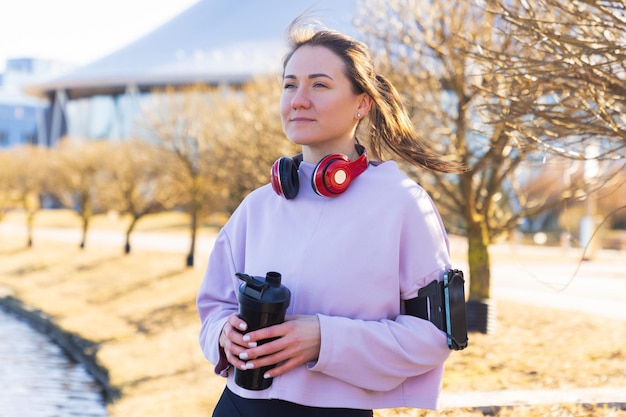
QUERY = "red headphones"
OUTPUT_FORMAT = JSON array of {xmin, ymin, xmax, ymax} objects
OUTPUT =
[{"xmin": 271, "ymin": 144, "xmax": 368, "ymax": 200}]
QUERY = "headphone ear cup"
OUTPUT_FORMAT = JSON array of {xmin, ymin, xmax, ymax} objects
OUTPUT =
[
  {"xmin": 271, "ymin": 157, "xmax": 300, "ymax": 199},
  {"xmin": 312, "ymin": 154, "xmax": 352, "ymax": 197}
]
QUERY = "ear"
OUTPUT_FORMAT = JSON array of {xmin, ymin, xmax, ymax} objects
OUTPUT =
[{"xmin": 357, "ymin": 94, "xmax": 373, "ymax": 116}]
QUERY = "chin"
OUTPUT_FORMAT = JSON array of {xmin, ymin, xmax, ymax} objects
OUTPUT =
[{"xmin": 286, "ymin": 136, "xmax": 316, "ymax": 146}]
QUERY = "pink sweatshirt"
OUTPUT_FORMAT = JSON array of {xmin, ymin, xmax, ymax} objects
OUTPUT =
[{"xmin": 197, "ymin": 160, "xmax": 452, "ymax": 410}]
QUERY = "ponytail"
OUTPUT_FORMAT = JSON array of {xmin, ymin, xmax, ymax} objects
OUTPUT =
[{"xmin": 366, "ymin": 74, "xmax": 464, "ymax": 173}]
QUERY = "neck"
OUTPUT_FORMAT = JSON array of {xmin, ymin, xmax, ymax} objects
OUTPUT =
[{"xmin": 302, "ymin": 142, "xmax": 361, "ymax": 164}]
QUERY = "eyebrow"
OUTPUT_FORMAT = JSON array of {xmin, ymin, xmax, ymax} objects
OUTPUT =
[{"xmin": 283, "ymin": 73, "xmax": 334, "ymax": 81}]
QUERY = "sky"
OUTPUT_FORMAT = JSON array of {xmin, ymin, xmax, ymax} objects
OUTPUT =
[{"xmin": 0, "ymin": 0, "xmax": 199, "ymax": 72}]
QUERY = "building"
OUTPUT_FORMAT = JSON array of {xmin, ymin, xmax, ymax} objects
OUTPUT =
[
  {"xmin": 0, "ymin": 94, "xmax": 41, "ymax": 147},
  {"xmin": 23, "ymin": 0, "xmax": 357, "ymax": 145},
  {"xmin": 0, "ymin": 58, "xmax": 72, "ymax": 148}
]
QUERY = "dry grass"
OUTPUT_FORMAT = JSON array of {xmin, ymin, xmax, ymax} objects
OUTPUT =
[{"xmin": 0, "ymin": 210, "xmax": 625, "ymax": 417}]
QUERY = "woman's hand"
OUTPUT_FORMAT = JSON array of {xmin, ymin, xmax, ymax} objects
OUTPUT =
[
  {"xmin": 219, "ymin": 314, "xmax": 254, "ymax": 372},
  {"xmin": 235, "ymin": 315, "xmax": 321, "ymax": 379}
]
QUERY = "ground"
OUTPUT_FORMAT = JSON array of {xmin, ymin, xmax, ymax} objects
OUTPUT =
[{"xmin": 0, "ymin": 210, "xmax": 624, "ymax": 417}]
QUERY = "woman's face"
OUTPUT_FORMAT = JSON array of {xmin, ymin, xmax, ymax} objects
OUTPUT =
[{"xmin": 280, "ymin": 45, "xmax": 369, "ymax": 160}]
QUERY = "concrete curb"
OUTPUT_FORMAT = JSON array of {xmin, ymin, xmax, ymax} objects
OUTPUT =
[
  {"xmin": 0, "ymin": 294, "xmax": 121, "ymax": 405},
  {"xmin": 440, "ymin": 387, "xmax": 626, "ymax": 414}
]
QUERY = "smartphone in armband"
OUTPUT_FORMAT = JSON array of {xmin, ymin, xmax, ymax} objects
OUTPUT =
[
  {"xmin": 405, "ymin": 268, "xmax": 469, "ymax": 351},
  {"xmin": 443, "ymin": 269, "xmax": 468, "ymax": 351}
]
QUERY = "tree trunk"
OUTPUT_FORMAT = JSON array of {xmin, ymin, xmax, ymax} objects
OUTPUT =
[
  {"xmin": 466, "ymin": 214, "xmax": 496, "ymax": 333},
  {"xmin": 26, "ymin": 210, "xmax": 35, "ymax": 248},
  {"xmin": 124, "ymin": 216, "xmax": 140, "ymax": 254},
  {"xmin": 186, "ymin": 184, "xmax": 200, "ymax": 268},
  {"xmin": 80, "ymin": 216, "xmax": 89, "ymax": 249},
  {"xmin": 187, "ymin": 208, "xmax": 198, "ymax": 267},
  {"xmin": 79, "ymin": 199, "xmax": 92, "ymax": 250},
  {"xmin": 467, "ymin": 215, "xmax": 491, "ymax": 300}
]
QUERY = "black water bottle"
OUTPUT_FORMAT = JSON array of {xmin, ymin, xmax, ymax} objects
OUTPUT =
[{"xmin": 234, "ymin": 271, "xmax": 291, "ymax": 390}]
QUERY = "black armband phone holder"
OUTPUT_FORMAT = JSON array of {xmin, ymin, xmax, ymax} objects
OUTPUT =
[{"xmin": 404, "ymin": 269, "xmax": 468, "ymax": 350}]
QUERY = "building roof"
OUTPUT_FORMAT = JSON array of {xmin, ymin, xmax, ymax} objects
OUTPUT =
[{"xmin": 24, "ymin": 0, "xmax": 357, "ymax": 100}]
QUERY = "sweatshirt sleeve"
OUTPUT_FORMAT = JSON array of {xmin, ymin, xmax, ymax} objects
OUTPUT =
[
  {"xmin": 310, "ymin": 307, "xmax": 450, "ymax": 391},
  {"xmin": 309, "ymin": 183, "xmax": 452, "ymax": 391},
  {"xmin": 196, "ymin": 230, "xmax": 239, "ymax": 376}
]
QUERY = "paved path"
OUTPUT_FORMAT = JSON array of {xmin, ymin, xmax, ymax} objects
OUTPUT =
[
  {"xmin": 0, "ymin": 223, "xmax": 217, "ymax": 257},
  {"xmin": 440, "ymin": 387, "xmax": 626, "ymax": 410},
  {"xmin": 442, "ymin": 241, "xmax": 626, "ymax": 410},
  {"xmin": 489, "ymin": 243, "xmax": 626, "ymax": 322}
]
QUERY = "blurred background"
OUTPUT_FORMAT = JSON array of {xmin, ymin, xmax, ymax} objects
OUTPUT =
[{"xmin": 1, "ymin": 0, "xmax": 623, "ymax": 284}]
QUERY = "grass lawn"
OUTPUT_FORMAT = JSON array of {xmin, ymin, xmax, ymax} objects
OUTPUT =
[{"xmin": 0, "ymin": 209, "xmax": 624, "ymax": 417}]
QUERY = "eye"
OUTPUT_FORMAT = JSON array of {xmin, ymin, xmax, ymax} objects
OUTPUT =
[
  {"xmin": 313, "ymin": 82, "xmax": 328, "ymax": 88},
  {"xmin": 283, "ymin": 82, "xmax": 296, "ymax": 90}
]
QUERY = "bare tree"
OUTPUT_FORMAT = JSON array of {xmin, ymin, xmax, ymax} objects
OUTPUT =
[
  {"xmin": 98, "ymin": 139, "xmax": 179, "ymax": 254},
  {"xmin": 486, "ymin": 0, "xmax": 626, "ymax": 253},
  {"xmin": 489, "ymin": 0, "xmax": 626, "ymax": 161},
  {"xmin": 139, "ymin": 85, "xmax": 236, "ymax": 267},
  {"xmin": 355, "ymin": 0, "xmax": 588, "ymax": 331},
  {"xmin": 138, "ymin": 80, "xmax": 296, "ymax": 267},
  {"xmin": 0, "ymin": 151, "xmax": 16, "ymax": 228},
  {"xmin": 1, "ymin": 145, "xmax": 50, "ymax": 247},
  {"xmin": 48, "ymin": 139, "xmax": 108, "ymax": 249},
  {"xmin": 211, "ymin": 76, "xmax": 298, "ymax": 211}
]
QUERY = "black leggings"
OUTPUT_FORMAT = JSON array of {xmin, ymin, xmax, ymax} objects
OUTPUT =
[{"xmin": 212, "ymin": 387, "xmax": 373, "ymax": 417}]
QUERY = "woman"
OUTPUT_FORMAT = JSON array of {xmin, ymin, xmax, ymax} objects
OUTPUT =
[{"xmin": 197, "ymin": 17, "xmax": 464, "ymax": 417}]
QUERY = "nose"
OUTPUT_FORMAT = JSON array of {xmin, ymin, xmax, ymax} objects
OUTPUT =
[{"xmin": 291, "ymin": 86, "xmax": 311, "ymax": 109}]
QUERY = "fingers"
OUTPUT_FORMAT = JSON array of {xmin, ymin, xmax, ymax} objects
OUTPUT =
[
  {"xmin": 237, "ymin": 316, "xmax": 321, "ymax": 378},
  {"xmin": 242, "ymin": 323, "xmax": 284, "ymax": 345},
  {"xmin": 238, "ymin": 338, "xmax": 309, "ymax": 379},
  {"xmin": 234, "ymin": 335, "xmax": 283, "ymax": 371},
  {"xmin": 227, "ymin": 315, "xmax": 249, "ymax": 333},
  {"xmin": 221, "ymin": 315, "xmax": 257, "ymax": 370}
]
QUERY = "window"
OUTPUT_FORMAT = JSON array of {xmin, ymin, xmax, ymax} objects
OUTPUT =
[{"xmin": 23, "ymin": 132, "xmax": 37, "ymax": 145}]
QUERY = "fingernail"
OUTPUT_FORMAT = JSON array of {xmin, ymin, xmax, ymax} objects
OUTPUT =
[
  {"xmin": 247, "ymin": 342, "xmax": 257, "ymax": 348},
  {"xmin": 239, "ymin": 323, "xmax": 247, "ymax": 331},
  {"xmin": 263, "ymin": 373, "xmax": 271, "ymax": 379},
  {"xmin": 240, "ymin": 364, "xmax": 247, "ymax": 370},
  {"xmin": 245, "ymin": 362, "xmax": 255, "ymax": 370},
  {"xmin": 239, "ymin": 352, "xmax": 249, "ymax": 360},
  {"xmin": 242, "ymin": 335, "xmax": 250, "ymax": 342}
]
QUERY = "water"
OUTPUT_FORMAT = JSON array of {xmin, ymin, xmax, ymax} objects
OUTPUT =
[{"xmin": 0, "ymin": 308, "xmax": 108, "ymax": 417}]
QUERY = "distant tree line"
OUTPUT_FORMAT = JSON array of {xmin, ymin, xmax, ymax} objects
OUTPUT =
[{"xmin": 0, "ymin": 78, "xmax": 297, "ymax": 267}]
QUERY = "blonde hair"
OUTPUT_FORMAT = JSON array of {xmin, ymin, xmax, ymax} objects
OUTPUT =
[{"xmin": 283, "ymin": 17, "xmax": 464, "ymax": 173}]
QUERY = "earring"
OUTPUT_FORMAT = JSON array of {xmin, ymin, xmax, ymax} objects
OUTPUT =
[{"xmin": 356, "ymin": 113, "xmax": 361, "ymax": 119}]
